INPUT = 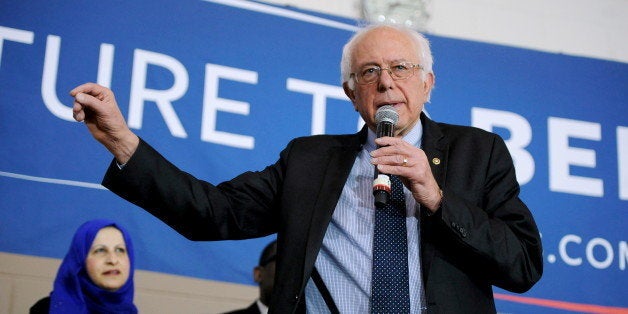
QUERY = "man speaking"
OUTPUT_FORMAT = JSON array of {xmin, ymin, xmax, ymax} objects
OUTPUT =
[{"xmin": 71, "ymin": 24, "xmax": 543, "ymax": 313}]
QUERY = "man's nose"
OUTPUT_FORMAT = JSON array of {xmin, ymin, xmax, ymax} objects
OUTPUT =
[{"xmin": 377, "ymin": 68, "xmax": 395, "ymax": 91}]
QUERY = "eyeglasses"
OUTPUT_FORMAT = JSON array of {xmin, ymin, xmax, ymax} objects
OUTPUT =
[{"xmin": 351, "ymin": 62, "xmax": 423, "ymax": 85}]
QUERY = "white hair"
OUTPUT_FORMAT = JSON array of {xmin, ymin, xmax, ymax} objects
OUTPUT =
[{"xmin": 340, "ymin": 24, "xmax": 434, "ymax": 94}]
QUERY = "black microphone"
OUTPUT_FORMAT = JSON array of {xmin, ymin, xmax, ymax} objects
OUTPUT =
[{"xmin": 372, "ymin": 105, "xmax": 399, "ymax": 207}]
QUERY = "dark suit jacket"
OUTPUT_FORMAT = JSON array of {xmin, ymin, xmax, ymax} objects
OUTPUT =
[
  {"xmin": 223, "ymin": 302, "xmax": 261, "ymax": 314},
  {"xmin": 103, "ymin": 113, "xmax": 543, "ymax": 314},
  {"xmin": 30, "ymin": 296, "xmax": 50, "ymax": 314}
]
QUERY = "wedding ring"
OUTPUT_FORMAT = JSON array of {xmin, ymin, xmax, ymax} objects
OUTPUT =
[{"xmin": 402, "ymin": 157, "xmax": 408, "ymax": 167}]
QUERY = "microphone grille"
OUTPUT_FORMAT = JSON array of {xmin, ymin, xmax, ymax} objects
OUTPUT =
[{"xmin": 375, "ymin": 105, "xmax": 399, "ymax": 125}]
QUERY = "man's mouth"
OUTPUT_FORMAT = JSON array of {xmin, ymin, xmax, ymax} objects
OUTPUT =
[{"xmin": 377, "ymin": 102, "xmax": 403, "ymax": 108}]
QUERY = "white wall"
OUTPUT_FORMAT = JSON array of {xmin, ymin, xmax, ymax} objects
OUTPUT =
[
  {"xmin": 0, "ymin": 252, "xmax": 256, "ymax": 314},
  {"xmin": 259, "ymin": 0, "xmax": 628, "ymax": 64}
]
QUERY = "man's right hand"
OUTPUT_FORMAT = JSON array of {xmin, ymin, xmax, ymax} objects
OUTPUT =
[{"xmin": 70, "ymin": 83, "xmax": 139, "ymax": 164}]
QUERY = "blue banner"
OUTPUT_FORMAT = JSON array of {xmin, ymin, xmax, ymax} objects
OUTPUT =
[{"xmin": 1, "ymin": 0, "xmax": 626, "ymax": 311}]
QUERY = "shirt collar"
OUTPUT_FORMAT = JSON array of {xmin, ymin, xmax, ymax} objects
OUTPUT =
[{"xmin": 256, "ymin": 299, "xmax": 269, "ymax": 314}]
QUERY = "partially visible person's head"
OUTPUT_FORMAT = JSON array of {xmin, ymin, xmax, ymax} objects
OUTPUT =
[
  {"xmin": 51, "ymin": 219, "xmax": 136, "ymax": 313},
  {"xmin": 341, "ymin": 24, "xmax": 435, "ymax": 137},
  {"xmin": 254, "ymin": 240, "xmax": 277, "ymax": 306}
]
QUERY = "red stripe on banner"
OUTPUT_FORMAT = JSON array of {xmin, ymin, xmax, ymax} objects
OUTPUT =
[{"xmin": 494, "ymin": 293, "xmax": 628, "ymax": 313}]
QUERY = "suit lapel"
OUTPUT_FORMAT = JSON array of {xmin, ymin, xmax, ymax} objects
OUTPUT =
[
  {"xmin": 301, "ymin": 128, "xmax": 366, "ymax": 288},
  {"xmin": 419, "ymin": 112, "xmax": 448, "ymax": 284},
  {"xmin": 421, "ymin": 113, "xmax": 447, "ymax": 187}
]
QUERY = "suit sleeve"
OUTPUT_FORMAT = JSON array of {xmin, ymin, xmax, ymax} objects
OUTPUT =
[
  {"xmin": 101, "ymin": 138, "xmax": 283, "ymax": 241},
  {"xmin": 429, "ymin": 133, "xmax": 543, "ymax": 293}
]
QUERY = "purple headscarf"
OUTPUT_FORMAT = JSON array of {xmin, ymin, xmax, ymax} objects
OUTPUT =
[{"xmin": 49, "ymin": 219, "xmax": 137, "ymax": 314}]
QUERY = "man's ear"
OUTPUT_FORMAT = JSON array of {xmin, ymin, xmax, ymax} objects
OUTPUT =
[
  {"xmin": 343, "ymin": 82, "xmax": 355, "ymax": 102},
  {"xmin": 343, "ymin": 82, "xmax": 358, "ymax": 111},
  {"xmin": 423, "ymin": 72, "xmax": 435, "ymax": 96},
  {"xmin": 253, "ymin": 266, "xmax": 262, "ymax": 284}
]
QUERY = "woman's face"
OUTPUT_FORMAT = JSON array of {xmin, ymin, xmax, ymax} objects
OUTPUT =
[{"xmin": 85, "ymin": 226, "xmax": 130, "ymax": 291}]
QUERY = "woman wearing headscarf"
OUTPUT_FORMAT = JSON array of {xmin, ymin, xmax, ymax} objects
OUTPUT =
[{"xmin": 30, "ymin": 219, "xmax": 138, "ymax": 313}]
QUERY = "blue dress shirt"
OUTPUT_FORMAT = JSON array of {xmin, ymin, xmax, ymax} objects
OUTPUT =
[{"xmin": 305, "ymin": 121, "xmax": 426, "ymax": 313}]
